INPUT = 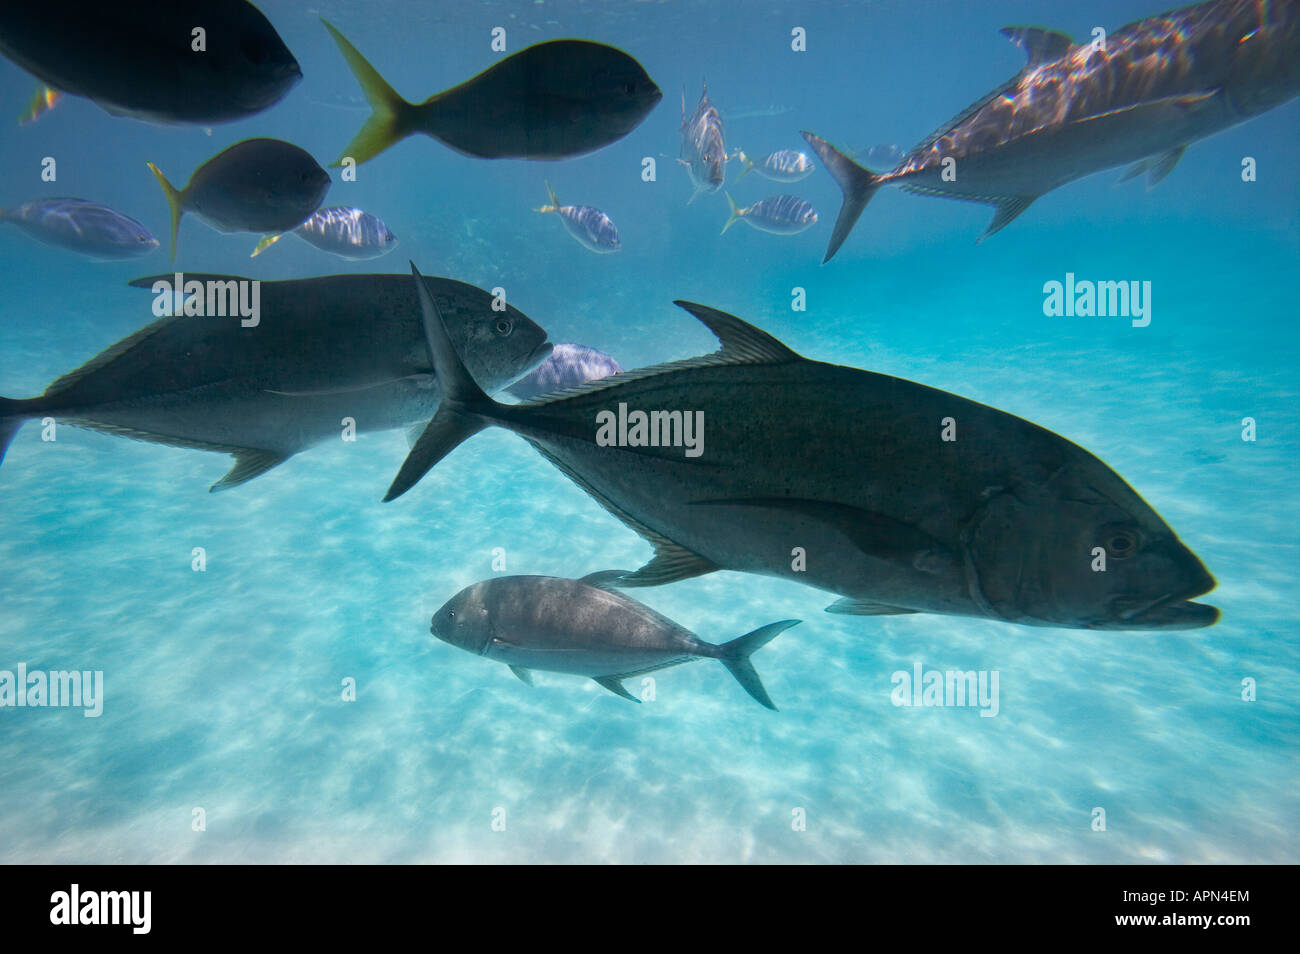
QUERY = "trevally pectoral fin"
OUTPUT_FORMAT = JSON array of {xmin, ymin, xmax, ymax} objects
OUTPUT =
[
  {"xmin": 508, "ymin": 665, "xmax": 535, "ymax": 686},
  {"xmin": 1000, "ymin": 27, "xmax": 1073, "ymax": 67},
  {"xmin": 826, "ymin": 598, "xmax": 919, "ymax": 616},
  {"xmin": 265, "ymin": 373, "xmax": 434, "ymax": 397},
  {"xmin": 979, "ymin": 195, "xmax": 1037, "ymax": 242},
  {"xmin": 211, "ymin": 449, "xmax": 291, "ymax": 492},
  {"xmin": 593, "ymin": 675, "xmax": 640, "ymax": 702},
  {"xmin": 1120, "ymin": 145, "xmax": 1187, "ymax": 188},
  {"xmin": 691, "ymin": 497, "xmax": 952, "ymax": 569}
]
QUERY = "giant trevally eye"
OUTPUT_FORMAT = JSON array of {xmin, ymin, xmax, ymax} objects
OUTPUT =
[
  {"xmin": 1107, "ymin": 529, "xmax": 1140, "ymax": 559},
  {"xmin": 495, "ymin": 319, "xmax": 512, "ymax": 336}
]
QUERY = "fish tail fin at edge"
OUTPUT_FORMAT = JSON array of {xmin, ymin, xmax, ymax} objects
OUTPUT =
[
  {"xmin": 800, "ymin": 131, "xmax": 884, "ymax": 263},
  {"xmin": 535, "ymin": 181, "xmax": 558, "ymax": 213},
  {"xmin": 250, "ymin": 233, "xmax": 284, "ymax": 258},
  {"xmin": 735, "ymin": 151, "xmax": 753, "ymax": 179},
  {"xmin": 0, "ymin": 397, "xmax": 34, "ymax": 467},
  {"xmin": 383, "ymin": 262, "xmax": 499, "ymax": 502},
  {"xmin": 718, "ymin": 619, "xmax": 800, "ymax": 710},
  {"xmin": 146, "ymin": 161, "xmax": 183, "ymax": 262},
  {"xmin": 321, "ymin": 18, "xmax": 417, "ymax": 166},
  {"xmin": 721, "ymin": 192, "xmax": 742, "ymax": 234}
]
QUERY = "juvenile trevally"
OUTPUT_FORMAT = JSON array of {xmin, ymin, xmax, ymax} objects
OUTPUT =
[
  {"xmin": 392, "ymin": 264, "xmax": 1218, "ymax": 632},
  {"xmin": 679, "ymin": 83, "xmax": 727, "ymax": 202},
  {"xmin": 803, "ymin": 0, "xmax": 1300, "ymax": 260},
  {"xmin": 432, "ymin": 574, "xmax": 798, "ymax": 709},
  {"xmin": 535, "ymin": 182, "xmax": 621, "ymax": 253},
  {"xmin": 0, "ymin": 274, "xmax": 550, "ymax": 492},
  {"xmin": 505, "ymin": 343, "xmax": 623, "ymax": 401},
  {"xmin": 0, "ymin": 1, "xmax": 300, "ymax": 125},
  {"xmin": 0, "ymin": 197, "xmax": 158, "ymax": 260},
  {"xmin": 321, "ymin": 19, "xmax": 661, "ymax": 164},
  {"xmin": 147, "ymin": 138, "xmax": 331, "ymax": 260},
  {"xmin": 736, "ymin": 149, "xmax": 815, "ymax": 182},
  {"xmin": 250, "ymin": 206, "xmax": 397, "ymax": 260},
  {"xmin": 721, "ymin": 193, "xmax": 818, "ymax": 235}
]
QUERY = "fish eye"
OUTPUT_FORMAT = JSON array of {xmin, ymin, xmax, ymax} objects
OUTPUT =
[
  {"xmin": 448, "ymin": 611, "xmax": 455, "ymax": 619},
  {"xmin": 495, "ymin": 319, "xmax": 512, "ymax": 336},
  {"xmin": 1105, "ymin": 529, "xmax": 1141, "ymax": 559}
]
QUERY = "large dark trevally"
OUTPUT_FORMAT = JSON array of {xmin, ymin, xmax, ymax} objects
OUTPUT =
[
  {"xmin": 0, "ymin": 274, "xmax": 550, "ymax": 491},
  {"xmin": 393, "ymin": 265, "xmax": 1217, "ymax": 632},
  {"xmin": 432, "ymin": 574, "xmax": 798, "ymax": 708},
  {"xmin": 803, "ymin": 0, "xmax": 1300, "ymax": 260},
  {"xmin": 322, "ymin": 20, "xmax": 661, "ymax": 164},
  {"xmin": 0, "ymin": 1, "xmax": 300, "ymax": 125}
]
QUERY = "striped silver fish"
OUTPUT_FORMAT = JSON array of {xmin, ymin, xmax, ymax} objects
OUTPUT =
[
  {"xmin": 679, "ymin": 82, "xmax": 727, "ymax": 202},
  {"xmin": 535, "ymin": 182, "xmax": 621, "ymax": 253},
  {"xmin": 722, "ymin": 194, "xmax": 818, "ymax": 235},
  {"xmin": 737, "ymin": 149, "xmax": 814, "ymax": 182},
  {"xmin": 251, "ymin": 206, "xmax": 397, "ymax": 259}
]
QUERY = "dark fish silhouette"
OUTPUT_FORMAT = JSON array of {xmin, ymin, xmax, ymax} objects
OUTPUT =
[
  {"xmin": 391, "ymin": 264, "xmax": 1218, "ymax": 633},
  {"xmin": 0, "ymin": 0, "xmax": 300, "ymax": 125},
  {"xmin": 804, "ymin": 0, "xmax": 1300, "ymax": 260},
  {"xmin": 432, "ymin": 574, "xmax": 798, "ymax": 708},
  {"xmin": 147, "ymin": 138, "xmax": 330, "ymax": 259},
  {"xmin": 0, "ymin": 197, "xmax": 158, "ymax": 260},
  {"xmin": 321, "ymin": 19, "xmax": 661, "ymax": 164},
  {"xmin": 0, "ymin": 273, "xmax": 550, "ymax": 491}
]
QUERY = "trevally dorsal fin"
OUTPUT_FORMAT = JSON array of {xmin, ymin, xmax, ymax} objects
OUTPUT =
[
  {"xmin": 671, "ymin": 301, "xmax": 802, "ymax": 364},
  {"xmin": 1000, "ymin": 26, "xmax": 1073, "ymax": 67}
]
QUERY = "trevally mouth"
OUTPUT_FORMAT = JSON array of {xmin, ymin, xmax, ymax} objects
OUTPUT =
[
  {"xmin": 504, "ymin": 341, "xmax": 554, "ymax": 388},
  {"xmin": 1109, "ymin": 575, "xmax": 1220, "ymax": 630}
]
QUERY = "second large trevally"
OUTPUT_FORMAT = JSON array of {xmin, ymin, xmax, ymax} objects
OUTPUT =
[{"xmin": 391, "ymin": 265, "xmax": 1218, "ymax": 633}]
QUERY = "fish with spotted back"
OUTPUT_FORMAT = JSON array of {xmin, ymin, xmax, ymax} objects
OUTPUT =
[{"xmin": 391, "ymin": 264, "xmax": 1218, "ymax": 632}]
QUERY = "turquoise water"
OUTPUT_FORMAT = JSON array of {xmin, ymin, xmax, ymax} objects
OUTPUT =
[{"xmin": 0, "ymin": 0, "xmax": 1296, "ymax": 863}]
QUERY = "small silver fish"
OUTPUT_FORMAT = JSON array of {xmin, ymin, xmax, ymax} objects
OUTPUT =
[
  {"xmin": 722, "ymin": 193, "xmax": 818, "ymax": 235},
  {"xmin": 679, "ymin": 82, "xmax": 727, "ymax": 202},
  {"xmin": 736, "ymin": 149, "xmax": 814, "ymax": 182},
  {"xmin": 505, "ymin": 343, "xmax": 622, "ymax": 401},
  {"xmin": 535, "ymin": 182, "xmax": 621, "ymax": 253},
  {"xmin": 431, "ymin": 573, "xmax": 799, "ymax": 708},
  {"xmin": 0, "ymin": 196, "xmax": 158, "ymax": 260},
  {"xmin": 251, "ymin": 206, "xmax": 397, "ymax": 259}
]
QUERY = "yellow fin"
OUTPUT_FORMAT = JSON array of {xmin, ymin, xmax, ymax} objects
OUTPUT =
[
  {"xmin": 18, "ymin": 85, "xmax": 61, "ymax": 125},
  {"xmin": 321, "ymin": 18, "xmax": 416, "ymax": 165},
  {"xmin": 146, "ymin": 161, "xmax": 184, "ymax": 261},
  {"xmin": 250, "ymin": 233, "xmax": 285, "ymax": 258}
]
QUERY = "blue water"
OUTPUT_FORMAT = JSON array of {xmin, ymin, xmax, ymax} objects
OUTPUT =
[{"xmin": 1, "ymin": 0, "xmax": 1297, "ymax": 863}]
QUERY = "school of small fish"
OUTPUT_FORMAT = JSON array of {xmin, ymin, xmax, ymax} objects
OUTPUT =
[{"xmin": 2, "ymin": 0, "xmax": 1293, "ymax": 707}]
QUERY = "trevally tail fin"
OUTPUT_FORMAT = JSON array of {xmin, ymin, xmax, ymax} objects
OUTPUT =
[
  {"xmin": 801, "ymin": 131, "xmax": 884, "ymax": 263},
  {"xmin": 721, "ymin": 192, "xmax": 743, "ymax": 235},
  {"xmin": 321, "ymin": 18, "xmax": 418, "ymax": 166},
  {"xmin": 384, "ymin": 263, "xmax": 499, "ymax": 502},
  {"xmin": 0, "ymin": 397, "xmax": 34, "ymax": 467},
  {"xmin": 146, "ymin": 161, "xmax": 184, "ymax": 261},
  {"xmin": 717, "ymin": 619, "xmax": 800, "ymax": 710}
]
